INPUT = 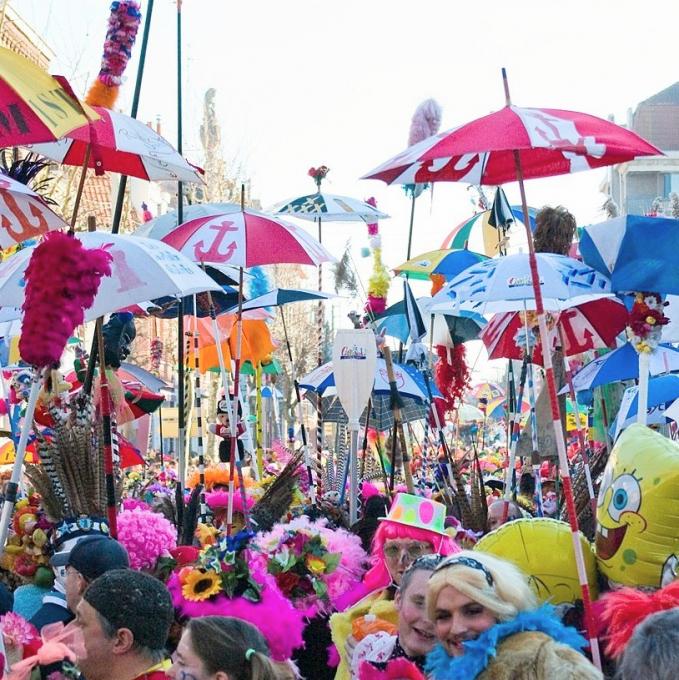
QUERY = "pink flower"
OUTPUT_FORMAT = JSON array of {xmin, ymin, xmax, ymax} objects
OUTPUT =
[{"xmin": 116, "ymin": 508, "xmax": 177, "ymax": 570}]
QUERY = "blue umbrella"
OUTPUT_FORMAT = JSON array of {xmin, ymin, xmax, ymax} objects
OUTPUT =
[
  {"xmin": 431, "ymin": 252, "xmax": 612, "ymax": 314},
  {"xmin": 235, "ymin": 288, "xmax": 335, "ymax": 312},
  {"xmin": 375, "ymin": 296, "xmax": 485, "ymax": 345},
  {"xmin": 615, "ymin": 374, "xmax": 679, "ymax": 422},
  {"xmin": 579, "ymin": 215, "xmax": 679, "ymax": 294},
  {"xmin": 565, "ymin": 343, "xmax": 679, "ymax": 393}
]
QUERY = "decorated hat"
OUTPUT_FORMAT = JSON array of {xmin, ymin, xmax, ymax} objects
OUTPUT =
[{"xmin": 379, "ymin": 493, "xmax": 447, "ymax": 536}]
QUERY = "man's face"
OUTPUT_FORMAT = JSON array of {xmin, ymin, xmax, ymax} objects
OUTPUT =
[
  {"xmin": 64, "ymin": 566, "xmax": 86, "ymax": 613},
  {"xmin": 383, "ymin": 539, "xmax": 433, "ymax": 585},
  {"xmin": 75, "ymin": 599, "xmax": 116, "ymax": 680}
]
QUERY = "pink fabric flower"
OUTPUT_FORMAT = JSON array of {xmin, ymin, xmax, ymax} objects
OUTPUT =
[{"xmin": 116, "ymin": 508, "xmax": 177, "ymax": 570}]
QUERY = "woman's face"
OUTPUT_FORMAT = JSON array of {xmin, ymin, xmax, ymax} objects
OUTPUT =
[
  {"xmin": 433, "ymin": 585, "xmax": 497, "ymax": 657},
  {"xmin": 396, "ymin": 569, "xmax": 436, "ymax": 658},
  {"xmin": 383, "ymin": 539, "xmax": 434, "ymax": 585},
  {"xmin": 169, "ymin": 629, "xmax": 215, "ymax": 680}
]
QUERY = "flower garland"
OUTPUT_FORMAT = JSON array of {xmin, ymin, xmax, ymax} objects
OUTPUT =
[
  {"xmin": 308, "ymin": 165, "xmax": 330, "ymax": 190},
  {"xmin": 626, "ymin": 292, "xmax": 669, "ymax": 353},
  {"xmin": 252, "ymin": 516, "xmax": 367, "ymax": 615}
]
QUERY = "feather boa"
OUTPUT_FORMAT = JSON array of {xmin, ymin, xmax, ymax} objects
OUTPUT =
[
  {"xmin": 408, "ymin": 99, "xmax": 443, "ymax": 147},
  {"xmin": 167, "ymin": 558, "xmax": 305, "ymax": 661},
  {"xmin": 20, "ymin": 232, "xmax": 112, "ymax": 368},
  {"xmin": 598, "ymin": 580, "xmax": 679, "ymax": 659},
  {"xmin": 364, "ymin": 197, "xmax": 390, "ymax": 316},
  {"xmin": 434, "ymin": 344, "xmax": 470, "ymax": 413},
  {"xmin": 86, "ymin": 1, "xmax": 142, "ymax": 108},
  {"xmin": 425, "ymin": 605, "xmax": 587, "ymax": 679}
]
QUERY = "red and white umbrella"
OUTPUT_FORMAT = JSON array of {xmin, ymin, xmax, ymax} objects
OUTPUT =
[
  {"xmin": 481, "ymin": 298, "xmax": 629, "ymax": 363},
  {"xmin": 161, "ymin": 207, "xmax": 335, "ymax": 267},
  {"xmin": 363, "ymin": 105, "xmax": 660, "ymax": 186},
  {"xmin": 27, "ymin": 106, "xmax": 203, "ymax": 184},
  {"xmin": 0, "ymin": 174, "xmax": 67, "ymax": 248}
]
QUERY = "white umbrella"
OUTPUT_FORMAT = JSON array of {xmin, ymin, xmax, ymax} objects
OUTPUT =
[
  {"xmin": 0, "ymin": 232, "xmax": 220, "ymax": 319},
  {"xmin": 271, "ymin": 192, "xmax": 389, "ymax": 222}
]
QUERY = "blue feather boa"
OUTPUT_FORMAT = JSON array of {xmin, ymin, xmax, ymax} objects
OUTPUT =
[{"xmin": 425, "ymin": 604, "xmax": 587, "ymax": 679}]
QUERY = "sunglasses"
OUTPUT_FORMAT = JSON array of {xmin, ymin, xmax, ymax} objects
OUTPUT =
[
  {"xmin": 384, "ymin": 542, "xmax": 430, "ymax": 560},
  {"xmin": 433, "ymin": 555, "xmax": 495, "ymax": 588}
]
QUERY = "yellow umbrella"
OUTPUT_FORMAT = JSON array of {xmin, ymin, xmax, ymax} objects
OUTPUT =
[{"xmin": 0, "ymin": 47, "xmax": 95, "ymax": 145}]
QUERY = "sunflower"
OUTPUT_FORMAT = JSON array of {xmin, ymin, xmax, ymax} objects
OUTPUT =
[{"xmin": 182, "ymin": 569, "xmax": 222, "ymax": 602}]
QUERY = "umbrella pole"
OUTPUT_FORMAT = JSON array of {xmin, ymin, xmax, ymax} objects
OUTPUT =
[
  {"xmin": 255, "ymin": 362, "xmax": 264, "ymax": 479},
  {"xmin": 0, "ymin": 371, "xmax": 41, "ymax": 549},
  {"xmin": 503, "ymin": 67, "xmax": 601, "ymax": 669},
  {"xmin": 406, "ymin": 193, "xmax": 417, "ymax": 261},
  {"xmin": 96, "ymin": 320, "xmax": 118, "ymax": 538},
  {"xmin": 69, "ymin": 144, "xmax": 91, "ymax": 230},
  {"xmin": 636, "ymin": 351, "xmax": 650, "ymax": 424},
  {"xmin": 226, "ymin": 266, "xmax": 248, "ymax": 536},
  {"xmin": 281, "ymin": 309, "xmax": 316, "ymax": 504},
  {"xmin": 384, "ymin": 347, "xmax": 415, "ymax": 494},
  {"xmin": 526, "ymin": 361, "xmax": 544, "ymax": 517},
  {"xmin": 315, "ymin": 216, "xmax": 324, "ymax": 497},
  {"xmin": 190, "ymin": 309, "xmax": 209, "ymax": 524},
  {"xmin": 558, "ymin": 327, "xmax": 596, "ymax": 517},
  {"xmin": 502, "ymin": 357, "xmax": 528, "ymax": 522}
]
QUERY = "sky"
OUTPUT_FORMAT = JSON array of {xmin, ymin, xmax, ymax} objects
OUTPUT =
[{"xmin": 17, "ymin": 0, "xmax": 679, "ymax": 382}]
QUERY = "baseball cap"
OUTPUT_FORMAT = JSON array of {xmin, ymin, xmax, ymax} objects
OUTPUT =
[{"xmin": 52, "ymin": 535, "xmax": 129, "ymax": 580}]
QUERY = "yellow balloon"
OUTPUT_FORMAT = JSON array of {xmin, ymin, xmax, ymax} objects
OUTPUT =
[
  {"xmin": 474, "ymin": 518, "xmax": 598, "ymax": 605},
  {"xmin": 596, "ymin": 424, "xmax": 679, "ymax": 588}
]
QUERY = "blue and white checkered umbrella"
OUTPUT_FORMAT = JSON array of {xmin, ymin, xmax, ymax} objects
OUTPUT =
[
  {"xmin": 430, "ymin": 252, "xmax": 612, "ymax": 315},
  {"xmin": 271, "ymin": 192, "xmax": 389, "ymax": 223},
  {"xmin": 579, "ymin": 215, "xmax": 679, "ymax": 295}
]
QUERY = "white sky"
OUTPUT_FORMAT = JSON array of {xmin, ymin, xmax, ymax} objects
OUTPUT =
[{"xmin": 17, "ymin": 0, "xmax": 679, "ymax": 381}]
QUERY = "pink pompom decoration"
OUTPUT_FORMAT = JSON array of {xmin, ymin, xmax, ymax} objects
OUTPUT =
[
  {"xmin": 408, "ymin": 98, "xmax": 443, "ymax": 146},
  {"xmin": 98, "ymin": 1, "xmax": 142, "ymax": 87},
  {"xmin": 116, "ymin": 507, "xmax": 177, "ymax": 570},
  {"xmin": 366, "ymin": 294, "xmax": 386, "ymax": 315},
  {"xmin": 121, "ymin": 498, "xmax": 150, "ymax": 512},
  {"xmin": 0, "ymin": 612, "xmax": 37, "ymax": 646},
  {"xmin": 19, "ymin": 232, "xmax": 112, "ymax": 368}
]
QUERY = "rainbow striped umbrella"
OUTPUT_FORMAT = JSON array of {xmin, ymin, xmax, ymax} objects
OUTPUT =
[
  {"xmin": 441, "ymin": 206, "xmax": 537, "ymax": 257},
  {"xmin": 393, "ymin": 248, "xmax": 488, "ymax": 281}
]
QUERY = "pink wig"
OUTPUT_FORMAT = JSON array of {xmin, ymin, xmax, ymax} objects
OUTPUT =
[
  {"xmin": 167, "ymin": 557, "xmax": 305, "ymax": 661},
  {"xmin": 205, "ymin": 490, "xmax": 254, "ymax": 514},
  {"xmin": 334, "ymin": 520, "xmax": 458, "ymax": 611}
]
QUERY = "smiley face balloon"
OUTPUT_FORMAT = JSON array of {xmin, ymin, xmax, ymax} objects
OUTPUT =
[{"xmin": 596, "ymin": 424, "xmax": 679, "ymax": 588}]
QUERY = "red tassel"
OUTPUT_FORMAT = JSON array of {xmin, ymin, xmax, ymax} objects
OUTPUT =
[
  {"xmin": 20, "ymin": 232, "xmax": 112, "ymax": 368},
  {"xmin": 434, "ymin": 343, "xmax": 470, "ymax": 414}
]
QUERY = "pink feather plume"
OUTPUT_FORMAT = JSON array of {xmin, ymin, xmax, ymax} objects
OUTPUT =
[
  {"xmin": 408, "ymin": 98, "xmax": 443, "ymax": 146},
  {"xmin": 20, "ymin": 232, "xmax": 112, "ymax": 368}
]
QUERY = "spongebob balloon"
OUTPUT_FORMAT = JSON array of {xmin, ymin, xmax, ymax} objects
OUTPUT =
[{"xmin": 596, "ymin": 424, "xmax": 679, "ymax": 588}]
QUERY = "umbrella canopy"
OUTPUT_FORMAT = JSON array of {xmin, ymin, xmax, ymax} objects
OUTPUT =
[
  {"xmin": 430, "ymin": 252, "xmax": 612, "ymax": 315},
  {"xmin": 362, "ymin": 105, "xmax": 661, "ymax": 186},
  {"xmin": 0, "ymin": 232, "xmax": 220, "ymax": 320},
  {"xmin": 161, "ymin": 207, "xmax": 335, "ymax": 267},
  {"xmin": 0, "ymin": 439, "xmax": 39, "ymax": 465},
  {"xmin": 469, "ymin": 382, "xmax": 505, "ymax": 402},
  {"xmin": 441, "ymin": 206, "xmax": 537, "ymax": 257},
  {"xmin": 272, "ymin": 193, "xmax": 389, "ymax": 222},
  {"xmin": 237, "ymin": 288, "xmax": 336, "ymax": 312},
  {"xmin": 457, "ymin": 403, "xmax": 485, "ymax": 422},
  {"xmin": 119, "ymin": 362, "xmax": 171, "ymax": 394},
  {"xmin": 0, "ymin": 47, "xmax": 94, "ymax": 146},
  {"xmin": 563, "ymin": 343, "xmax": 679, "ymax": 394},
  {"xmin": 579, "ymin": 215, "xmax": 679, "ymax": 294},
  {"xmin": 313, "ymin": 393, "xmax": 432, "ymax": 430},
  {"xmin": 374, "ymin": 296, "xmax": 485, "ymax": 346},
  {"xmin": 27, "ymin": 106, "xmax": 203, "ymax": 183},
  {"xmin": 300, "ymin": 358, "xmax": 438, "ymax": 401},
  {"xmin": 135, "ymin": 203, "xmax": 241, "ymax": 240},
  {"xmin": 393, "ymin": 248, "xmax": 488, "ymax": 281},
  {"xmin": 612, "ymin": 375, "xmax": 679, "ymax": 437},
  {"xmin": 0, "ymin": 174, "xmax": 68, "ymax": 248},
  {"xmin": 485, "ymin": 396, "xmax": 530, "ymax": 420},
  {"xmin": 481, "ymin": 298, "xmax": 628, "ymax": 363}
]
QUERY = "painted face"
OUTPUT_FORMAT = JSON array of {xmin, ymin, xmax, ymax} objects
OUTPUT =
[
  {"xmin": 433, "ymin": 585, "xmax": 497, "ymax": 657},
  {"xmin": 596, "ymin": 424, "xmax": 679, "ymax": 587},
  {"xmin": 396, "ymin": 569, "xmax": 437, "ymax": 657},
  {"xmin": 383, "ymin": 540, "xmax": 433, "ymax": 585},
  {"xmin": 168, "ymin": 629, "xmax": 210, "ymax": 680}
]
